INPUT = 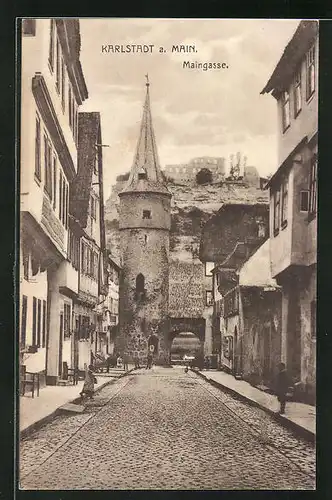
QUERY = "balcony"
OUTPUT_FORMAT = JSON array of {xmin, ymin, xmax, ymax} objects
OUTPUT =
[
  {"xmin": 79, "ymin": 273, "xmax": 98, "ymax": 301},
  {"xmin": 58, "ymin": 260, "xmax": 78, "ymax": 296},
  {"xmin": 41, "ymin": 195, "xmax": 65, "ymax": 253}
]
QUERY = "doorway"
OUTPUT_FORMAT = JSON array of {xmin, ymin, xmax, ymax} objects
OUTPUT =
[
  {"xmin": 287, "ymin": 286, "xmax": 301, "ymax": 381},
  {"xmin": 59, "ymin": 312, "xmax": 64, "ymax": 378}
]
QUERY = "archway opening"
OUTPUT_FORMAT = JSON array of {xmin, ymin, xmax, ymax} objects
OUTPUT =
[{"xmin": 170, "ymin": 331, "xmax": 202, "ymax": 365}]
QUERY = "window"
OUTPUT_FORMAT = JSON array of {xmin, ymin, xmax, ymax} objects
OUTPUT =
[
  {"xmin": 65, "ymin": 184, "xmax": 69, "ymax": 228},
  {"xmin": 61, "ymin": 176, "xmax": 66, "ymax": 225},
  {"xmin": 68, "ymin": 230, "xmax": 80, "ymax": 270},
  {"xmin": 71, "ymin": 95, "xmax": 76, "ymax": 136},
  {"xmin": 142, "ymin": 210, "xmax": 151, "ymax": 219},
  {"xmin": 135, "ymin": 273, "xmax": 145, "ymax": 300},
  {"xmin": 224, "ymin": 289, "xmax": 239, "ymax": 316},
  {"xmin": 56, "ymin": 37, "xmax": 60, "ymax": 93},
  {"xmin": 37, "ymin": 299, "xmax": 41, "ymax": 347},
  {"xmin": 300, "ymin": 190, "xmax": 309, "ymax": 212},
  {"xmin": 21, "ymin": 295, "xmax": 28, "ymax": 347},
  {"xmin": 95, "ymin": 252, "xmax": 99, "ymax": 279},
  {"xmin": 49, "ymin": 19, "xmax": 55, "ymax": 70},
  {"xmin": 75, "ymin": 109, "xmax": 79, "ymax": 144},
  {"xmin": 273, "ymin": 189, "xmax": 280, "ymax": 235},
  {"xmin": 22, "ymin": 19, "xmax": 36, "ymax": 36},
  {"xmin": 281, "ymin": 177, "xmax": 288, "ymax": 227},
  {"xmin": 44, "ymin": 135, "xmax": 52, "ymax": 199},
  {"xmin": 294, "ymin": 68, "xmax": 302, "ymax": 116},
  {"xmin": 309, "ymin": 155, "xmax": 317, "ymax": 216},
  {"xmin": 91, "ymin": 196, "xmax": 96, "ymax": 220},
  {"xmin": 206, "ymin": 291, "xmax": 213, "ymax": 306},
  {"xmin": 138, "ymin": 170, "xmax": 147, "ymax": 180},
  {"xmin": 64, "ymin": 303, "xmax": 71, "ymax": 339},
  {"xmin": 32, "ymin": 297, "xmax": 37, "ymax": 347},
  {"xmin": 23, "ymin": 245, "xmax": 29, "ymax": 280},
  {"xmin": 42, "ymin": 300, "xmax": 47, "ymax": 348},
  {"xmin": 89, "ymin": 250, "xmax": 94, "ymax": 277},
  {"xmin": 61, "ymin": 57, "xmax": 65, "ymax": 110},
  {"xmin": 205, "ymin": 262, "xmax": 214, "ymax": 276},
  {"xmin": 59, "ymin": 171, "xmax": 63, "ymax": 222},
  {"xmin": 68, "ymin": 87, "xmax": 72, "ymax": 128},
  {"xmin": 35, "ymin": 116, "xmax": 41, "ymax": 181},
  {"xmin": 281, "ymin": 90, "xmax": 290, "ymax": 131},
  {"xmin": 94, "ymin": 154, "xmax": 98, "ymax": 174},
  {"xmin": 311, "ymin": 300, "xmax": 316, "ymax": 338},
  {"xmin": 81, "ymin": 242, "xmax": 85, "ymax": 273},
  {"xmin": 306, "ymin": 44, "xmax": 316, "ymax": 100},
  {"xmin": 53, "ymin": 156, "xmax": 57, "ymax": 209}
]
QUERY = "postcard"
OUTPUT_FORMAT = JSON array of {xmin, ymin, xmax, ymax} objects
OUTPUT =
[{"xmin": 19, "ymin": 18, "xmax": 316, "ymax": 490}]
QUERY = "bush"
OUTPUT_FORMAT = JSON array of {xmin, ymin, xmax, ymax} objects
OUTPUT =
[
  {"xmin": 116, "ymin": 172, "xmax": 130, "ymax": 182},
  {"xmin": 196, "ymin": 168, "xmax": 212, "ymax": 184}
]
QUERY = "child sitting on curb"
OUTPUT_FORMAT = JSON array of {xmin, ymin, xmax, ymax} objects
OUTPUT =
[{"xmin": 79, "ymin": 364, "xmax": 97, "ymax": 401}]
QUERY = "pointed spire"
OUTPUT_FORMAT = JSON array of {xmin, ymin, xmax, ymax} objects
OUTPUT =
[{"xmin": 121, "ymin": 77, "xmax": 170, "ymax": 196}]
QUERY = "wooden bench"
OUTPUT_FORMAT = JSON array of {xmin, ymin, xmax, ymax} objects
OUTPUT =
[{"xmin": 20, "ymin": 365, "xmax": 40, "ymax": 398}]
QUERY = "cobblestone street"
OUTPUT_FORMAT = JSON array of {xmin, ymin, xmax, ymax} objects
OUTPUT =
[{"xmin": 20, "ymin": 367, "xmax": 315, "ymax": 490}]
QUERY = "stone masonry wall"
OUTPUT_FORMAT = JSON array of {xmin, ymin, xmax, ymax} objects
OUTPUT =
[{"xmin": 117, "ymin": 228, "xmax": 170, "ymax": 364}]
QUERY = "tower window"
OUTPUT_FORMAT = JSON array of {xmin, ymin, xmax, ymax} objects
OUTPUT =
[
  {"xmin": 138, "ymin": 166, "xmax": 147, "ymax": 180},
  {"xmin": 143, "ymin": 210, "xmax": 151, "ymax": 219},
  {"xmin": 135, "ymin": 273, "xmax": 146, "ymax": 301}
]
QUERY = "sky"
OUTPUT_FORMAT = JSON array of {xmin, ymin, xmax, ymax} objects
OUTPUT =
[{"xmin": 79, "ymin": 18, "xmax": 300, "ymax": 199}]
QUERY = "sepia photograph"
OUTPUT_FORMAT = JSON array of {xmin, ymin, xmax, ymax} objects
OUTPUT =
[{"xmin": 19, "ymin": 18, "xmax": 317, "ymax": 490}]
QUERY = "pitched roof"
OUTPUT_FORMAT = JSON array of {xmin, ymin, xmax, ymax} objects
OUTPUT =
[
  {"xmin": 70, "ymin": 112, "xmax": 101, "ymax": 228},
  {"xmin": 239, "ymin": 239, "xmax": 278, "ymax": 288},
  {"xmin": 120, "ymin": 80, "xmax": 171, "ymax": 197},
  {"xmin": 261, "ymin": 20, "xmax": 318, "ymax": 96}
]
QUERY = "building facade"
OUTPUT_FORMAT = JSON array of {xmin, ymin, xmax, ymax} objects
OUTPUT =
[
  {"xmin": 201, "ymin": 203, "xmax": 269, "ymax": 369},
  {"xmin": 261, "ymin": 20, "xmax": 318, "ymax": 403},
  {"xmin": 99, "ymin": 254, "xmax": 121, "ymax": 357},
  {"xmin": 164, "ymin": 156, "xmax": 226, "ymax": 183},
  {"xmin": 215, "ymin": 239, "xmax": 282, "ymax": 389},
  {"xmin": 20, "ymin": 19, "xmax": 88, "ymax": 384},
  {"xmin": 117, "ymin": 81, "xmax": 172, "ymax": 365},
  {"xmin": 70, "ymin": 112, "xmax": 108, "ymax": 373}
]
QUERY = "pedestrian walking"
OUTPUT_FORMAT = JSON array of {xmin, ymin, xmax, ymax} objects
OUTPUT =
[
  {"xmin": 79, "ymin": 364, "xmax": 97, "ymax": 401},
  {"xmin": 106, "ymin": 354, "xmax": 111, "ymax": 373},
  {"xmin": 134, "ymin": 352, "xmax": 140, "ymax": 369},
  {"xmin": 275, "ymin": 362, "xmax": 290, "ymax": 414},
  {"xmin": 123, "ymin": 352, "xmax": 129, "ymax": 371},
  {"xmin": 146, "ymin": 352, "xmax": 153, "ymax": 369},
  {"xmin": 116, "ymin": 354, "xmax": 123, "ymax": 369}
]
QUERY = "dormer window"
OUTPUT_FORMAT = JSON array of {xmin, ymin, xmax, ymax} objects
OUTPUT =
[{"xmin": 143, "ymin": 210, "xmax": 151, "ymax": 219}]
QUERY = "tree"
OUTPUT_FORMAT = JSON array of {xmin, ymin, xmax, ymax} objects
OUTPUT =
[
  {"xmin": 196, "ymin": 168, "xmax": 212, "ymax": 185},
  {"xmin": 116, "ymin": 172, "xmax": 130, "ymax": 182}
]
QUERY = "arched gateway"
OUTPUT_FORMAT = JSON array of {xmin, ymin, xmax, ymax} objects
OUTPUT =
[{"xmin": 168, "ymin": 318, "xmax": 205, "ymax": 365}]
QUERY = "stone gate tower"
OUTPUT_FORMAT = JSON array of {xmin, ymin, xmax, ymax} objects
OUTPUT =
[{"xmin": 117, "ymin": 78, "xmax": 172, "ymax": 365}]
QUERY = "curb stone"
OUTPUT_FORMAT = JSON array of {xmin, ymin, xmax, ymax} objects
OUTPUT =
[
  {"xmin": 20, "ymin": 368, "xmax": 135, "ymax": 439},
  {"xmin": 192, "ymin": 369, "xmax": 315, "ymax": 443}
]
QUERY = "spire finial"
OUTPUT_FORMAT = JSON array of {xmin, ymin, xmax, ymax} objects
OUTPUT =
[{"xmin": 145, "ymin": 73, "xmax": 150, "ymax": 87}]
